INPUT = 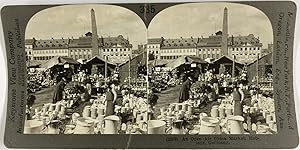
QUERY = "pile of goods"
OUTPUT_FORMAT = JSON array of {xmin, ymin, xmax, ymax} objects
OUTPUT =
[
  {"xmin": 151, "ymin": 94, "xmax": 277, "ymax": 135},
  {"xmin": 148, "ymin": 69, "xmax": 181, "ymax": 93},
  {"xmin": 27, "ymin": 70, "xmax": 54, "ymax": 93},
  {"xmin": 25, "ymin": 101, "xmax": 74, "ymax": 134}
]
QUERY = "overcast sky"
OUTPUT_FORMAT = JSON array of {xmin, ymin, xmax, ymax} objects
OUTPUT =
[
  {"xmin": 148, "ymin": 3, "xmax": 273, "ymax": 48},
  {"xmin": 26, "ymin": 4, "xmax": 147, "ymax": 49},
  {"xmin": 26, "ymin": 3, "xmax": 273, "ymax": 49}
]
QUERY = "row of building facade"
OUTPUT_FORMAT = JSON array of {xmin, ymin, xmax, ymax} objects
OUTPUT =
[
  {"xmin": 25, "ymin": 32, "xmax": 272, "ymax": 65},
  {"xmin": 147, "ymin": 31, "xmax": 272, "ymax": 64},
  {"xmin": 25, "ymin": 32, "xmax": 133, "ymax": 64}
]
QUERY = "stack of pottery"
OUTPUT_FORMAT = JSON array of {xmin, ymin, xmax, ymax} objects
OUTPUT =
[
  {"xmin": 225, "ymin": 107, "xmax": 233, "ymax": 117},
  {"xmin": 210, "ymin": 105, "xmax": 219, "ymax": 118},
  {"xmin": 82, "ymin": 105, "xmax": 106, "ymax": 119},
  {"xmin": 32, "ymin": 102, "xmax": 67, "ymax": 123},
  {"xmin": 256, "ymin": 124, "xmax": 272, "ymax": 134},
  {"xmin": 218, "ymin": 106, "xmax": 226, "ymax": 119}
]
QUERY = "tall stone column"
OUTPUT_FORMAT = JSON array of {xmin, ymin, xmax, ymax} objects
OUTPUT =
[
  {"xmin": 221, "ymin": 7, "xmax": 228, "ymax": 56},
  {"xmin": 91, "ymin": 8, "xmax": 99, "ymax": 57}
]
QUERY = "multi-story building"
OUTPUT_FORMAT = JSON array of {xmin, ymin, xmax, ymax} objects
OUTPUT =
[
  {"xmin": 228, "ymin": 34, "xmax": 263, "ymax": 63},
  {"xmin": 197, "ymin": 31, "xmax": 222, "ymax": 60},
  {"xmin": 32, "ymin": 38, "xmax": 69, "ymax": 61},
  {"xmin": 147, "ymin": 38, "xmax": 162, "ymax": 59},
  {"xmin": 100, "ymin": 35, "xmax": 132, "ymax": 64},
  {"xmin": 69, "ymin": 32, "xmax": 93, "ymax": 60},
  {"xmin": 147, "ymin": 32, "xmax": 263, "ymax": 64},
  {"xmin": 25, "ymin": 38, "xmax": 35, "ymax": 61},
  {"xmin": 25, "ymin": 32, "xmax": 133, "ymax": 64},
  {"xmin": 160, "ymin": 37, "xmax": 197, "ymax": 60}
]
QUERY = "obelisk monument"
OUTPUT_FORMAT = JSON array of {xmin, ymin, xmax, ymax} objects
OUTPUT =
[
  {"xmin": 221, "ymin": 7, "xmax": 228, "ymax": 56},
  {"xmin": 91, "ymin": 8, "xmax": 99, "ymax": 57}
]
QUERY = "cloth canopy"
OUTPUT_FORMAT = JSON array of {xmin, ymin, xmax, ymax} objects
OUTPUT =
[
  {"xmin": 149, "ymin": 59, "xmax": 171, "ymax": 67},
  {"xmin": 86, "ymin": 56, "xmax": 116, "ymax": 66},
  {"xmin": 41, "ymin": 56, "xmax": 79, "ymax": 69},
  {"xmin": 212, "ymin": 55, "xmax": 244, "ymax": 66},
  {"xmin": 166, "ymin": 56, "xmax": 207, "ymax": 69}
]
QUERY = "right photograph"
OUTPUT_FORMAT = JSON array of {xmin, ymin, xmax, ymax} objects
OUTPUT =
[{"xmin": 147, "ymin": 3, "xmax": 275, "ymax": 134}]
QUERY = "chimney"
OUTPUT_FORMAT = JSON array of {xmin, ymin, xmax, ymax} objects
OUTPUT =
[{"xmin": 221, "ymin": 7, "xmax": 228, "ymax": 56}]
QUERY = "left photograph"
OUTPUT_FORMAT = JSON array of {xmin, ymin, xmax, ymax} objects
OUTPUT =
[{"xmin": 24, "ymin": 4, "xmax": 148, "ymax": 134}]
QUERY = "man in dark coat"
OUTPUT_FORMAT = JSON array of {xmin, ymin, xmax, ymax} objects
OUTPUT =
[
  {"xmin": 53, "ymin": 78, "xmax": 66, "ymax": 103},
  {"xmin": 179, "ymin": 76, "xmax": 193, "ymax": 103}
]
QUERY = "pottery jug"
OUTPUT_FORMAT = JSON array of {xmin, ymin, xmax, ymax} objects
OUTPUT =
[
  {"xmin": 199, "ymin": 117, "xmax": 220, "ymax": 134},
  {"xmin": 24, "ymin": 120, "xmax": 44, "ymax": 134},
  {"xmin": 210, "ymin": 106, "xmax": 219, "ymax": 118},
  {"xmin": 103, "ymin": 115, "xmax": 120, "ymax": 134},
  {"xmin": 47, "ymin": 121, "xmax": 60, "ymax": 134},
  {"xmin": 227, "ymin": 115, "xmax": 244, "ymax": 134},
  {"xmin": 225, "ymin": 108, "xmax": 233, "ymax": 116},
  {"xmin": 148, "ymin": 120, "xmax": 166, "ymax": 134},
  {"xmin": 73, "ymin": 117, "xmax": 95, "ymax": 134},
  {"xmin": 171, "ymin": 120, "xmax": 184, "ymax": 134},
  {"xmin": 218, "ymin": 107, "xmax": 225, "ymax": 118},
  {"xmin": 82, "ymin": 106, "xmax": 91, "ymax": 118},
  {"xmin": 90, "ymin": 106, "xmax": 97, "ymax": 119}
]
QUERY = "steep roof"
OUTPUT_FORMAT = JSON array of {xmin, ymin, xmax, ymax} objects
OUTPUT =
[
  {"xmin": 228, "ymin": 34, "xmax": 262, "ymax": 47},
  {"xmin": 68, "ymin": 34, "xmax": 132, "ymax": 48},
  {"xmin": 197, "ymin": 35, "xmax": 222, "ymax": 47},
  {"xmin": 34, "ymin": 39, "xmax": 69, "ymax": 50},
  {"xmin": 100, "ymin": 35, "xmax": 132, "ymax": 48},
  {"xmin": 69, "ymin": 36, "xmax": 92, "ymax": 48},
  {"xmin": 148, "ymin": 38, "xmax": 162, "ymax": 44},
  {"xmin": 25, "ymin": 39, "xmax": 35, "ymax": 45},
  {"xmin": 161, "ymin": 38, "xmax": 197, "ymax": 49}
]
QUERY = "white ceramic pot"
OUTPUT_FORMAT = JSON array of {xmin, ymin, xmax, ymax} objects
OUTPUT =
[
  {"xmin": 199, "ymin": 117, "xmax": 220, "ymax": 134},
  {"xmin": 171, "ymin": 120, "xmax": 183, "ymax": 134},
  {"xmin": 148, "ymin": 120, "xmax": 166, "ymax": 134},
  {"xmin": 227, "ymin": 115, "xmax": 244, "ymax": 134},
  {"xmin": 103, "ymin": 115, "xmax": 120, "ymax": 134},
  {"xmin": 73, "ymin": 117, "xmax": 95, "ymax": 134},
  {"xmin": 24, "ymin": 120, "xmax": 44, "ymax": 134}
]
